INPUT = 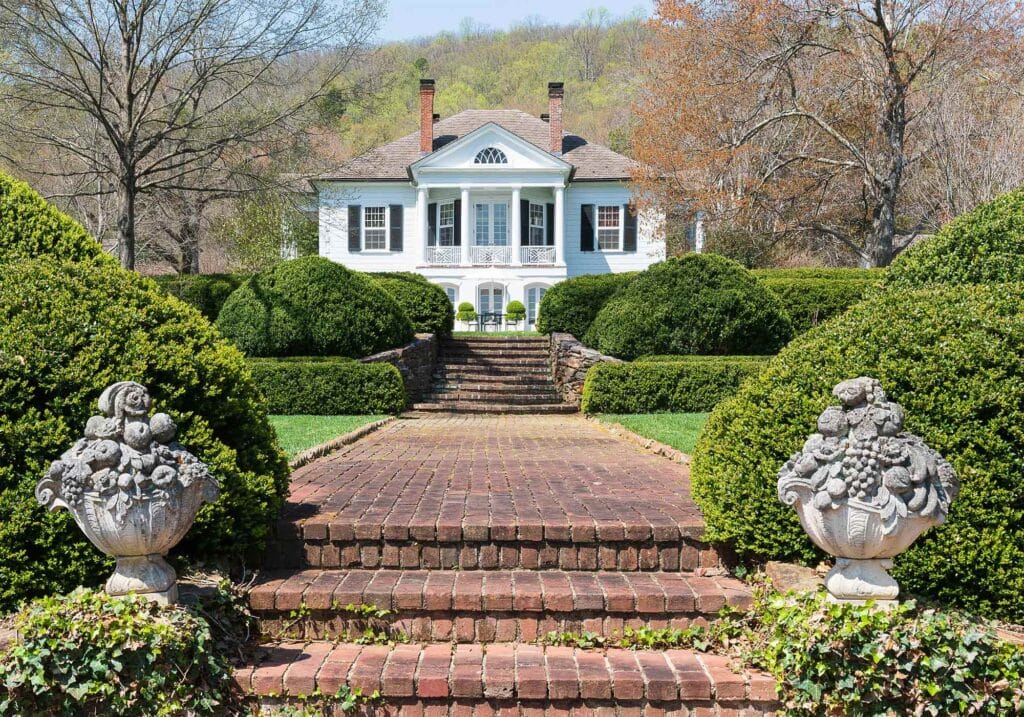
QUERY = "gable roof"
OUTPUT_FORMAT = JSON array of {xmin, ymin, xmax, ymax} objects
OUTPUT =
[{"xmin": 318, "ymin": 109, "xmax": 636, "ymax": 182}]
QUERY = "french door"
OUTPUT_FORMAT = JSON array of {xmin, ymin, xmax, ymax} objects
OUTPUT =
[
  {"xmin": 478, "ymin": 286, "xmax": 504, "ymax": 315},
  {"xmin": 474, "ymin": 203, "xmax": 508, "ymax": 245},
  {"xmin": 527, "ymin": 286, "xmax": 547, "ymax": 325}
]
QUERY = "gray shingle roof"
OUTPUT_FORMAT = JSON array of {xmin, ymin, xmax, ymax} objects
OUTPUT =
[{"xmin": 318, "ymin": 109, "xmax": 635, "ymax": 182}]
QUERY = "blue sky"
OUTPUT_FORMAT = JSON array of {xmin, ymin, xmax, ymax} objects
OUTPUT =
[{"xmin": 379, "ymin": 0, "xmax": 654, "ymax": 41}]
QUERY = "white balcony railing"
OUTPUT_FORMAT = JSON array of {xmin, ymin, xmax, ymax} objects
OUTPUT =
[
  {"xmin": 469, "ymin": 245, "xmax": 512, "ymax": 265},
  {"xmin": 520, "ymin": 245, "xmax": 556, "ymax": 265},
  {"xmin": 426, "ymin": 245, "xmax": 462, "ymax": 265}
]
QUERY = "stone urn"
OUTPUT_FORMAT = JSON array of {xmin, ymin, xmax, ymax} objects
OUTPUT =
[
  {"xmin": 36, "ymin": 382, "xmax": 219, "ymax": 604},
  {"xmin": 777, "ymin": 377, "xmax": 958, "ymax": 603}
]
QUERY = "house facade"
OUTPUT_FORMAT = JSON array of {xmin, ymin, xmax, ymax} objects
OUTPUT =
[{"xmin": 313, "ymin": 81, "xmax": 666, "ymax": 328}]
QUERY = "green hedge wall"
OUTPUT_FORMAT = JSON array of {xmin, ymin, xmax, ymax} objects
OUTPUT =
[
  {"xmin": 581, "ymin": 357, "xmax": 768, "ymax": 414},
  {"xmin": 248, "ymin": 357, "xmax": 406, "ymax": 415},
  {"xmin": 371, "ymin": 272, "xmax": 454, "ymax": 337},
  {"xmin": 536, "ymin": 272, "xmax": 637, "ymax": 338},
  {"xmin": 758, "ymin": 277, "xmax": 874, "ymax": 334},
  {"xmin": 153, "ymin": 273, "xmax": 249, "ymax": 321}
]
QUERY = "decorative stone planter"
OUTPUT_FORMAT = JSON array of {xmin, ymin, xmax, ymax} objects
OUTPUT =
[
  {"xmin": 36, "ymin": 382, "xmax": 218, "ymax": 604},
  {"xmin": 777, "ymin": 377, "xmax": 958, "ymax": 603}
]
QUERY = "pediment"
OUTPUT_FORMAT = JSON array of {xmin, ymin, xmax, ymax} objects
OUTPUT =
[{"xmin": 410, "ymin": 123, "xmax": 571, "ymax": 173}]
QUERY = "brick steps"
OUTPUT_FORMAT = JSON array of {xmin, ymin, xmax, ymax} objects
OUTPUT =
[
  {"xmin": 236, "ymin": 642, "xmax": 778, "ymax": 713},
  {"xmin": 426, "ymin": 391, "xmax": 563, "ymax": 404},
  {"xmin": 249, "ymin": 569, "xmax": 751, "ymax": 642},
  {"xmin": 411, "ymin": 402, "xmax": 578, "ymax": 414}
]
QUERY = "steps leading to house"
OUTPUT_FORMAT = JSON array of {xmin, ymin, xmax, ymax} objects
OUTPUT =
[{"xmin": 414, "ymin": 336, "xmax": 574, "ymax": 414}]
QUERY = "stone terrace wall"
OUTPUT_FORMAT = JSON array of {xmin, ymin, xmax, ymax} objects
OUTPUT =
[
  {"xmin": 550, "ymin": 332, "xmax": 621, "ymax": 406},
  {"xmin": 362, "ymin": 333, "xmax": 437, "ymax": 404}
]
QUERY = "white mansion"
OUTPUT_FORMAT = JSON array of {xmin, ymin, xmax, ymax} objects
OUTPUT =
[{"xmin": 313, "ymin": 81, "xmax": 667, "ymax": 327}]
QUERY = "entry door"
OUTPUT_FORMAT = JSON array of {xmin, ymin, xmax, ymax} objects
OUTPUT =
[
  {"xmin": 527, "ymin": 287, "xmax": 547, "ymax": 325},
  {"xmin": 479, "ymin": 286, "xmax": 504, "ymax": 315},
  {"xmin": 474, "ymin": 203, "xmax": 508, "ymax": 245}
]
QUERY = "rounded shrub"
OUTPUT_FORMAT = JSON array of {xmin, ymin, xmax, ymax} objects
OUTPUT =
[
  {"xmin": 584, "ymin": 255, "xmax": 793, "ymax": 359},
  {"xmin": 505, "ymin": 300, "xmax": 526, "ymax": 323},
  {"xmin": 0, "ymin": 589, "xmax": 236, "ymax": 716},
  {"xmin": 154, "ymin": 273, "xmax": 249, "ymax": 321},
  {"xmin": 0, "ymin": 172, "xmax": 112, "ymax": 265},
  {"xmin": 456, "ymin": 301, "xmax": 477, "ymax": 323},
  {"xmin": 691, "ymin": 284, "xmax": 1024, "ymax": 620},
  {"xmin": 0, "ymin": 259, "xmax": 290, "ymax": 610},
  {"xmin": 536, "ymin": 272, "xmax": 636, "ymax": 338},
  {"xmin": 215, "ymin": 256, "xmax": 414, "ymax": 357},
  {"xmin": 371, "ymin": 272, "xmax": 454, "ymax": 337},
  {"xmin": 884, "ymin": 186, "xmax": 1024, "ymax": 290}
]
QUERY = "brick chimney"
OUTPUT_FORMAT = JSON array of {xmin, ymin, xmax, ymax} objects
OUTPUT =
[
  {"xmin": 419, "ymin": 79, "xmax": 435, "ymax": 154},
  {"xmin": 547, "ymin": 82, "xmax": 564, "ymax": 155}
]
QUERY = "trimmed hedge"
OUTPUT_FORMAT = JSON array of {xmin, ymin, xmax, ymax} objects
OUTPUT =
[
  {"xmin": 536, "ymin": 272, "xmax": 637, "ymax": 338},
  {"xmin": 154, "ymin": 273, "xmax": 248, "ymax": 321},
  {"xmin": 750, "ymin": 267, "xmax": 880, "ymax": 281},
  {"xmin": 248, "ymin": 358, "xmax": 406, "ymax": 415},
  {"xmin": 581, "ymin": 357, "xmax": 768, "ymax": 414},
  {"xmin": 585, "ymin": 256, "xmax": 793, "ymax": 359},
  {"xmin": 371, "ymin": 272, "xmax": 454, "ymax": 337},
  {"xmin": 0, "ymin": 172, "xmax": 112, "ymax": 265},
  {"xmin": 216, "ymin": 256, "xmax": 414, "ymax": 357},
  {"xmin": 758, "ymin": 277, "xmax": 874, "ymax": 334},
  {"xmin": 691, "ymin": 283, "xmax": 1024, "ymax": 620},
  {"xmin": 884, "ymin": 186, "xmax": 1024, "ymax": 290},
  {"xmin": 0, "ymin": 260, "xmax": 290, "ymax": 611}
]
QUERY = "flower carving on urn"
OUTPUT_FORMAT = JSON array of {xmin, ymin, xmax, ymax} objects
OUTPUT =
[
  {"xmin": 36, "ymin": 382, "xmax": 219, "ymax": 604},
  {"xmin": 777, "ymin": 377, "xmax": 958, "ymax": 603}
]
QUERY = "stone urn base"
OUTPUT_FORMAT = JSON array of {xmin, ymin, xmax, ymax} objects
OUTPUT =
[
  {"xmin": 825, "ymin": 557, "xmax": 899, "ymax": 605},
  {"xmin": 106, "ymin": 554, "xmax": 179, "ymax": 605}
]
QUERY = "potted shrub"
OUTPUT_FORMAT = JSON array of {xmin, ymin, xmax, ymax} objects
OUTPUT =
[
  {"xmin": 455, "ymin": 301, "xmax": 477, "ymax": 331},
  {"xmin": 505, "ymin": 300, "xmax": 526, "ymax": 329}
]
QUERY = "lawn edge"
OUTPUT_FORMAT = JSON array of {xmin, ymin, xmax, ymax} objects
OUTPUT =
[
  {"xmin": 288, "ymin": 416, "xmax": 396, "ymax": 469},
  {"xmin": 586, "ymin": 414, "xmax": 692, "ymax": 465}
]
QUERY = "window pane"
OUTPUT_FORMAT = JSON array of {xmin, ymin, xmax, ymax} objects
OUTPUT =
[
  {"xmin": 440, "ymin": 203, "xmax": 454, "ymax": 226},
  {"xmin": 440, "ymin": 227, "xmax": 455, "ymax": 246},
  {"xmin": 479, "ymin": 288, "xmax": 491, "ymax": 314},
  {"xmin": 598, "ymin": 205, "xmax": 620, "ymax": 228},
  {"xmin": 529, "ymin": 227, "xmax": 545, "ymax": 245},
  {"xmin": 365, "ymin": 206, "xmax": 386, "ymax": 228},
  {"xmin": 529, "ymin": 203, "xmax": 545, "ymax": 227},
  {"xmin": 445, "ymin": 287, "xmax": 457, "ymax": 304},
  {"xmin": 365, "ymin": 229, "xmax": 387, "ymax": 250},
  {"xmin": 493, "ymin": 204, "xmax": 507, "ymax": 245},
  {"xmin": 475, "ymin": 204, "xmax": 489, "ymax": 244},
  {"xmin": 598, "ymin": 229, "xmax": 619, "ymax": 250}
]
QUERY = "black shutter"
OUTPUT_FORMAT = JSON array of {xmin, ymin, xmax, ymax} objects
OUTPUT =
[
  {"xmin": 580, "ymin": 204, "xmax": 595, "ymax": 252},
  {"xmin": 427, "ymin": 202, "xmax": 437, "ymax": 246},
  {"xmin": 545, "ymin": 203, "xmax": 555, "ymax": 246},
  {"xmin": 623, "ymin": 204, "xmax": 638, "ymax": 252},
  {"xmin": 389, "ymin": 204, "xmax": 403, "ymax": 252},
  {"xmin": 453, "ymin": 199, "xmax": 462, "ymax": 246},
  {"xmin": 520, "ymin": 199, "xmax": 530, "ymax": 245},
  {"xmin": 348, "ymin": 205, "xmax": 361, "ymax": 252}
]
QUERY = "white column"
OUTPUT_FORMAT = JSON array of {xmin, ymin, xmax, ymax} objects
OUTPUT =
[
  {"xmin": 460, "ymin": 187, "xmax": 470, "ymax": 265},
  {"xmin": 417, "ymin": 186, "xmax": 429, "ymax": 263},
  {"xmin": 554, "ymin": 185, "xmax": 565, "ymax": 265},
  {"xmin": 511, "ymin": 187, "xmax": 522, "ymax": 266}
]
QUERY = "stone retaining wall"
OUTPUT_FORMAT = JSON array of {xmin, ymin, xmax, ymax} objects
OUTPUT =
[
  {"xmin": 549, "ymin": 332, "xmax": 621, "ymax": 406},
  {"xmin": 362, "ymin": 333, "xmax": 437, "ymax": 404}
]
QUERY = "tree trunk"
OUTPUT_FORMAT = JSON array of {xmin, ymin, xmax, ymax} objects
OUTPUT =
[
  {"xmin": 117, "ymin": 181, "xmax": 136, "ymax": 270},
  {"xmin": 179, "ymin": 209, "xmax": 202, "ymax": 274},
  {"xmin": 871, "ymin": 190, "xmax": 897, "ymax": 267}
]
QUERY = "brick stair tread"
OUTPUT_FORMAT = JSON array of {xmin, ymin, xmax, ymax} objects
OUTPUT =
[
  {"xmin": 424, "ymin": 393, "xmax": 562, "ymax": 404},
  {"xmin": 437, "ymin": 382, "xmax": 557, "ymax": 391},
  {"xmin": 235, "ymin": 641, "xmax": 780, "ymax": 705},
  {"xmin": 411, "ymin": 403, "xmax": 578, "ymax": 414},
  {"xmin": 249, "ymin": 569, "xmax": 751, "ymax": 615}
]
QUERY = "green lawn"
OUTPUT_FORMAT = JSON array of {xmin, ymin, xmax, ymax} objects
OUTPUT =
[
  {"xmin": 270, "ymin": 415, "xmax": 387, "ymax": 458},
  {"xmin": 596, "ymin": 413, "xmax": 709, "ymax": 454}
]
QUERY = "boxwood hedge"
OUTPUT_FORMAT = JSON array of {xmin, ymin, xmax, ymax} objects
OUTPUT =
[
  {"xmin": 581, "ymin": 357, "xmax": 768, "ymax": 414},
  {"xmin": 371, "ymin": 272, "xmax": 454, "ymax": 337},
  {"xmin": 154, "ymin": 273, "xmax": 249, "ymax": 321},
  {"xmin": 247, "ymin": 358, "xmax": 406, "ymax": 415},
  {"xmin": 536, "ymin": 272, "xmax": 637, "ymax": 338},
  {"xmin": 691, "ymin": 283, "xmax": 1024, "ymax": 620},
  {"xmin": 216, "ymin": 256, "xmax": 414, "ymax": 357},
  {"xmin": 757, "ymin": 277, "xmax": 874, "ymax": 334},
  {"xmin": 584, "ymin": 255, "xmax": 793, "ymax": 359}
]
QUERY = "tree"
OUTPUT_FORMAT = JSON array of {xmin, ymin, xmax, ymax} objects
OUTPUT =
[
  {"xmin": 633, "ymin": 0, "xmax": 1024, "ymax": 267},
  {"xmin": 570, "ymin": 8, "xmax": 612, "ymax": 81},
  {"xmin": 0, "ymin": 0, "xmax": 383, "ymax": 269}
]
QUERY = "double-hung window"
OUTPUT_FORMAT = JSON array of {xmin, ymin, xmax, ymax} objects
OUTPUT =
[
  {"xmin": 597, "ymin": 205, "xmax": 622, "ymax": 251},
  {"xmin": 528, "ymin": 203, "xmax": 545, "ymax": 245},
  {"xmin": 363, "ymin": 206, "xmax": 388, "ymax": 250},
  {"xmin": 438, "ymin": 202, "xmax": 455, "ymax": 246}
]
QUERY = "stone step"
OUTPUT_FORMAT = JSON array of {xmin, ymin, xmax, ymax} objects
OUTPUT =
[
  {"xmin": 442, "ymin": 347, "xmax": 551, "ymax": 358},
  {"xmin": 249, "ymin": 569, "xmax": 752, "ymax": 642},
  {"xmin": 409, "ymin": 402, "xmax": 578, "ymax": 415},
  {"xmin": 444, "ymin": 337, "xmax": 549, "ymax": 346},
  {"xmin": 236, "ymin": 642, "xmax": 780, "ymax": 714},
  {"xmin": 436, "ymin": 381, "xmax": 557, "ymax": 392},
  {"xmin": 438, "ymin": 366, "xmax": 551, "ymax": 378},
  {"xmin": 424, "ymin": 392, "xmax": 563, "ymax": 405},
  {"xmin": 442, "ymin": 357, "xmax": 550, "ymax": 368}
]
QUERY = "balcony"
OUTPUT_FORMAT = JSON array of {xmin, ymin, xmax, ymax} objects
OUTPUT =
[
  {"xmin": 468, "ymin": 245, "xmax": 512, "ymax": 265},
  {"xmin": 520, "ymin": 245, "xmax": 556, "ymax": 265},
  {"xmin": 426, "ymin": 246, "xmax": 461, "ymax": 265},
  {"xmin": 425, "ymin": 244, "xmax": 558, "ymax": 267}
]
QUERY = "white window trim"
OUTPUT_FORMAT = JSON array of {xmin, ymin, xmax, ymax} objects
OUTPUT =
[
  {"xmin": 362, "ymin": 205, "xmax": 391, "ymax": 252},
  {"xmin": 437, "ymin": 201, "xmax": 456, "ymax": 246},
  {"xmin": 596, "ymin": 205, "xmax": 624, "ymax": 252},
  {"xmin": 528, "ymin": 202, "xmax": 546, "ymax": 246}
]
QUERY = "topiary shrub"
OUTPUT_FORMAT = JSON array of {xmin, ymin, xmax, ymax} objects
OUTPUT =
[
  {"xmin": 215, "ymin": 256, "xmax": 414, "ymax": 357},
  {"xmin": 757, "ymin": 277, "xmax": 874, "ymax": 334},
  {"xmin": 0, "ymin": 259, "xmax": 289, "ymax": 610},
  {"xmin": 883, "ymin": 186, "xmax": 1024, "ymax": 290},
  {"xmin": 505, "ymin": 300, "xmax": 526, "ymax": 324},
  {"xmin": 0, "ymin": 172, "xmax": 113, "ymax": 265},
  {"xmin": 585, "ymin": 255, "xmax": 793, "ymax": 359},
  {"xmin": 536, "ymin": 272, "xmax": 636, "ymax": 338},
  {"xmin": 581, "ymin": 357, "xmax": 767, "ymax": 414},
  {"xmin": 691, "ymin": 284, "xmax": 1024, "ymax": 620},
  {"xmin": 456, "ymin": 301, "xmax": 477, "ymax": 323},
  {"xmin": 0, "ymin": 589, "xmax": 236, "ymax": 716},
  {"xmin": 371, "ymin": 272, "xmax": 454, "ymax": 337},
  {"xmin": 248, "ymin": 358, "xmax": 406, "ymax": 415},
  {"xmin": 154, "ymin": 273, "xmax": 249, "ymax": 321}
]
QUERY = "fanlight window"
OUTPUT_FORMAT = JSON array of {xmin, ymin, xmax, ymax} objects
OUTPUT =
[{"xmin": 474, "ymin": 147, "xmax": 508, "ymax": 164}]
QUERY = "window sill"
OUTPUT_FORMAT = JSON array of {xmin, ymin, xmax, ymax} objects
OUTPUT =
[{"xmin": 360, "ymin": 249, "xmax": 398, "ymax": 254}]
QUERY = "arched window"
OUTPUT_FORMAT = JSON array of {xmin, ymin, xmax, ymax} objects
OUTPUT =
[{"xmin": 474, "ymin": 147, "xmax": 508, "ymax": 164}]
